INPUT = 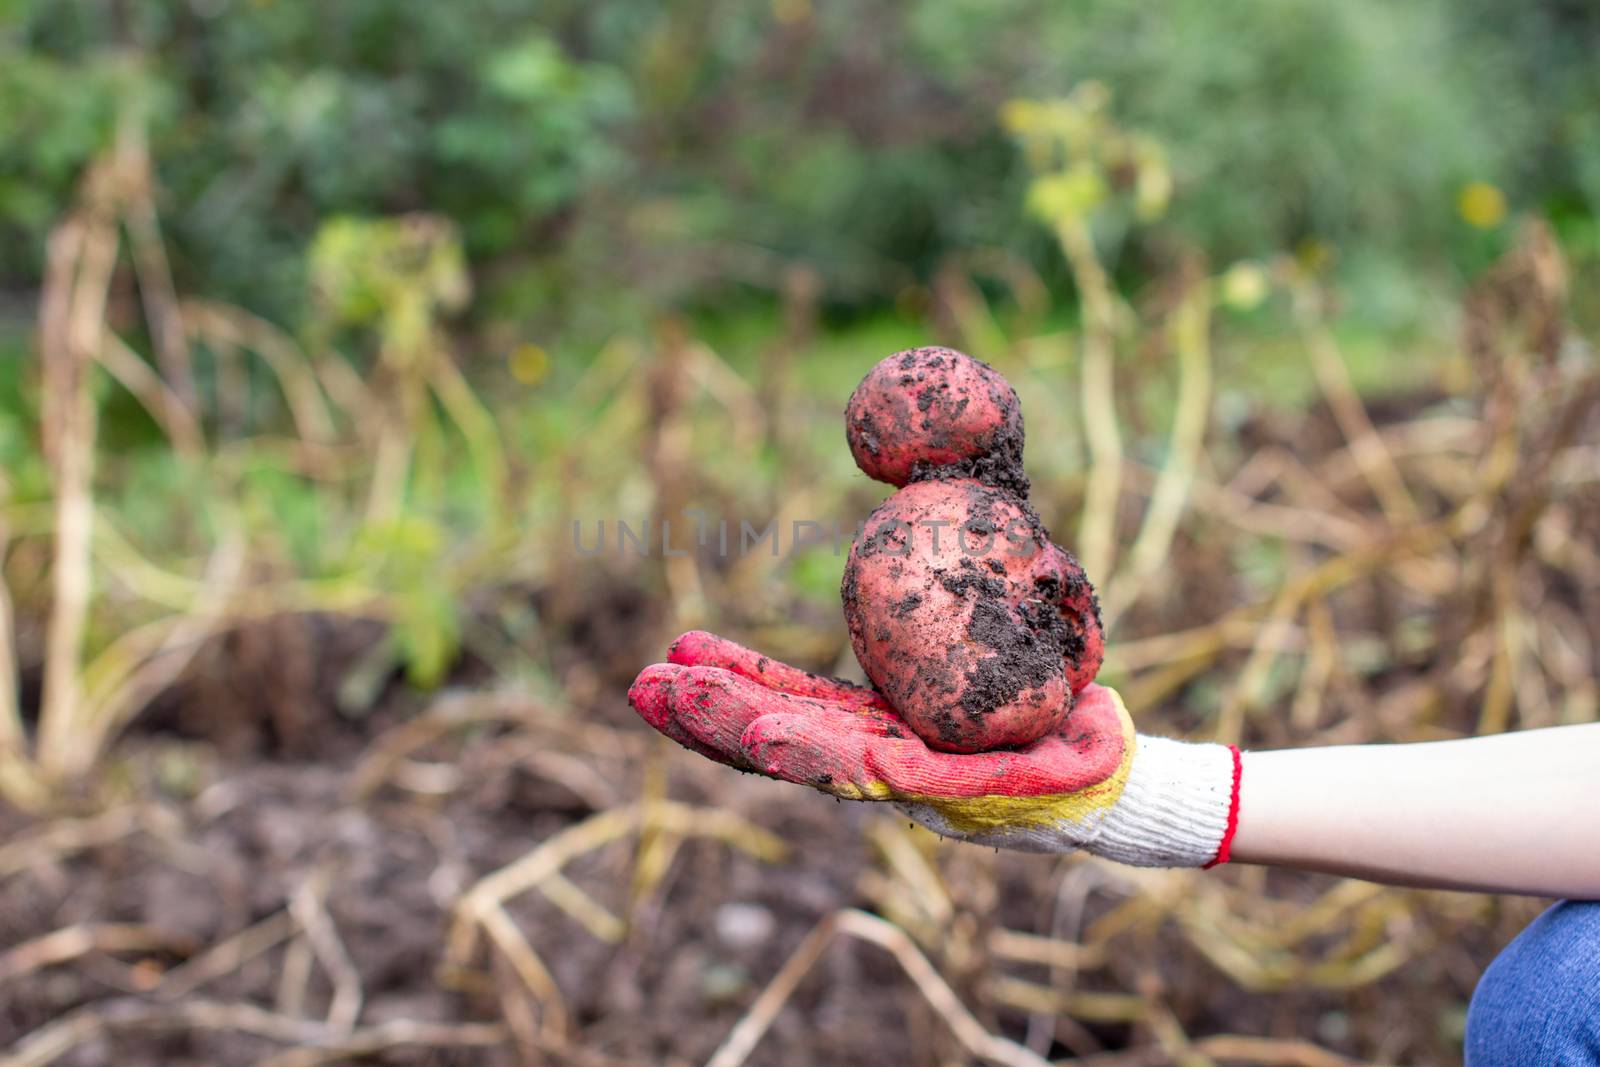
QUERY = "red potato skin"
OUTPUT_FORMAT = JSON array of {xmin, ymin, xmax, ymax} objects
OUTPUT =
[
  {"xmin": 1041, "ymin": 542, "xmax": 1105, "ymax": 693},
  {"xmin": 845, "ymin": 347, "xmax": 1025, "ymax": 489},
  {"xmin": 842, "ymin": 478, "xmax": 1102, "ymax": 753}
]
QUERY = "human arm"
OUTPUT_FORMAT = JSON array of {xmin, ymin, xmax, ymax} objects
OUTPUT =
[
  {"xmin": 631, "ymin": 632, "xmax": 1600, "ymax": 898},
  {"xmin": 1232, "ymin": 726, "xmax": 1600, "ymax": 899}
]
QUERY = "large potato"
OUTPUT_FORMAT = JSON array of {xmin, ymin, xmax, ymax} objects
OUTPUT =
[
  {"xmin": 842, "ymin": 478, "xmax": 1102, "ymax": 753},
  {"xmin": 845, "ymin": 347, "xmax": 1026, "ymax": 490}
]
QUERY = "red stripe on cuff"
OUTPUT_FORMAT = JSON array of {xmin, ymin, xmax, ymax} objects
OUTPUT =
[{"xmin": 1202, "ymin": 745, "xmax": 1243, "ymax": 870}]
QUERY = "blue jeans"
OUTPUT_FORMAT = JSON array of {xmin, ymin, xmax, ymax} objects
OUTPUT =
[{"xmin": 1466, "ymin": 901, "xmax": 1600, "ymax": 1066}]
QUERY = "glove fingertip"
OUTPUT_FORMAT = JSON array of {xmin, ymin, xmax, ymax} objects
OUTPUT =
[
  {"xmin": 627, "ymin": 663, "xmax": 682, "ymax": 734},
  {"xmin": 666, "ymin": 630, "xmax": 718, "ymax": 667},
  {"xmin": 627, "ymin": 663, "xmax": 738, "ymax": 765}
]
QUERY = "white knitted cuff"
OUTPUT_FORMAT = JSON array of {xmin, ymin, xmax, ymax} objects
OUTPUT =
[{"xmin": 1090, "ymin": 735, "xmax": 1240, "ymax": 869}]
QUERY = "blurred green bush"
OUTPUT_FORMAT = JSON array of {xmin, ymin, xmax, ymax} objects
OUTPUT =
[{"xmin": 4, "ymin": 0, "xmax": 1599, "ymax": 339}]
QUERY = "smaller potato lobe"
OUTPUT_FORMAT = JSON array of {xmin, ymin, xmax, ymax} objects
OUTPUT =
[{"xmin": 845, "ymin": 346, "xmax": 1025, "ymax": 490}]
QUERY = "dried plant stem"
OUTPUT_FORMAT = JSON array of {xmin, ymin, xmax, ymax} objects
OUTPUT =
[
  {"xmin": 427, "ymin": 351, "xmax": 512, "ymax": 537},
  {"xmin": 627, "ymin": 760, "xmax": 679, "ymax": 909},
  {"xmin": 276, "ymin": 937, "xmax": 314, "ymax": 1019},
  {"xmin": 1215, "ymin": 578, "xmax": 1304, "ymax": 745},
  {"xmin": 157, "ymin": 911, "xmax": 296, "ymax": 998},
  {"xmin": 288, "ymin": 874, "xmax": 363, "ymax": 1034},
  {"xmin": 1289, "ymin": 597, "xmax": 1338, "ymax": 732},
  {"xmin": 1105, "ymin": 275, "xmax": 1213, "ymax": 628},
  {"xmin": 1292, "ymin": 282, "xmax": 1420, "ymax": 526},
  {"xmin": 458, "ymin": 802, "xmax": 785, "ymax": 924},
  {"xmin": 1063, "ymin": 1034, "xmax": 1372, "ymax": 1067},
  {"xmin": 86, "ymin": 516, "xmax": 213, "ymax": 608},
  {"xmin": 0, "ymin": 510, "xmax": 25, "ymax": 759},
  {"xmin": 100, "ymin": 333, "xmax": 205, "ymax": 461},
  {"xmin": 480, "ymin": 901, "xmax": 570, "ymax": 1039},
  {"xmin": 445, "ymin": 799, "xmax": 787, "ymax": 1021},
  {"xmin": 938, "ymin": 262, "xmax": 1011, "ymax": 361},
  {"xmin": 703, "ymin": 913, "xmax": 838, "ymax": 1067},
  {"xmin": 1058, "ymin": 220, "xmax": 1123, "ymax": 583},
  {"xmin": 1189, "ymin": 1035, "xmax": 1371, "ymax": 1067},
  {"xmin": 364, "ymin": 399, "xmax": 416, "ymax": 527},
  {"xmin": 72, "ymin": 529, "xmax": 243, "ymax": 766},
  {"xmin": 707, "ymin": 909, "xmax": 1051, "ymax": 1067},
  {"xmin": 985, "ymin": 976, "xmax": 1148, "ymax": 1024},
  {"xmin": 0, "ymin": 923, "xmax": 196, "ymax": 985},
  {"xmin": 1186, "ymin": 476, "xmax": 1367, "ymax": 551},
  {"xmin": 866, "ymin": 818, "xmax": 954, "ymax": 926},
  {"xmin": 0, "ymin": 998, "xmax": 505, "ymax": 1067},
  {"xmin": 987, "ymin": 927, "xmax": 1103, "ymax": 970},
  {"xmin": 361, "ymin": 328, "xmax": 428, "ymax": 528},
  {"xmin": 184, "ymin": 302, "xmax": 341, "ymax": 446},
  {"xmin": 539, "ymin": 871, "xmax": 627, "ymax": 943},
  {"xmin": 349, "ymin": 692, "xmax": 540, "ymax": 800},
  {"xmin": 117, "ymin": 117, "xmax": 196, "ymax": 414},
  {"xmin": 1479, "ymin": 563, "xmax": 1521, "ymax": 735},
  {"xmin": 0, "ymin": 805, "xmax": 155, "ymax": 878},
  {"xmin": 36, "ymin": 201, "xmax": 116, "ymax": 782},
  {"xmin": 688, "ymin": 340, "xmax": 767, "ymax": 454}
]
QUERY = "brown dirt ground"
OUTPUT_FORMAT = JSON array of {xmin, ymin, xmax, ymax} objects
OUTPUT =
[
  {"xmin": 0, "ymin": 596, "xmax": 1558, "ymax": 1067},
  {"xmin": 5, "ymin": 330, "xmax": 1595, "ymax": 1065}
]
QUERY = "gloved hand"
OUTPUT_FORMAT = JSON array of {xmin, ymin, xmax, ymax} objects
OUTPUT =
[{"xmin": 629, "ymin": 631, "xmax": 1243, "ymax": 868}]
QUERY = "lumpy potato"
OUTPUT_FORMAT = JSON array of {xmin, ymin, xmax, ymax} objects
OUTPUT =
[
  {"xmin": 841, "ymin": 478, "xmax": 1102, "ymax": 753},
  {"xmin": 840, "ymin": 346, "xmax": 1104, "ymax": 752}
]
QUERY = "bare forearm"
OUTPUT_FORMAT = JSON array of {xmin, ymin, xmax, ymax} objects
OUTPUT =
[{"xmin": 1229, "ymin": 724, "xmax": 1600, "ymax": 898}]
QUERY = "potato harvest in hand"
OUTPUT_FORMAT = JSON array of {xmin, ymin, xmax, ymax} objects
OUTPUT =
[{"xmin": 843, "ymin": 347, "xmax": 1103, "ymax": 753}]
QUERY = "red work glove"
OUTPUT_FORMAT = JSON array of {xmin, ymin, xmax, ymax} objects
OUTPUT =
[{"xmin": 630, "ymin": 631, "xmax": 1242, "ymax": 867}]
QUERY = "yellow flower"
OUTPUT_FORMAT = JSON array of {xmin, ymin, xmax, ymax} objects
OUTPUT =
[
  {"xmin": 772, "ymin": 0, "xmax": 810, "ymax": 24},
  {"xmin": 509, "ymin": 342, "xmax": 549, "ymax": 386},
  {"xmin": 1458, "ymin": 182, "xmax": 1507, "ymax": 229},
  {"xmin": 999, "ymin": 99, "xmax": 1039, "ymax": 135},
  {"xmin": 1219, "ymin": 262, "xmax": 1269, "ymax": 311}
]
